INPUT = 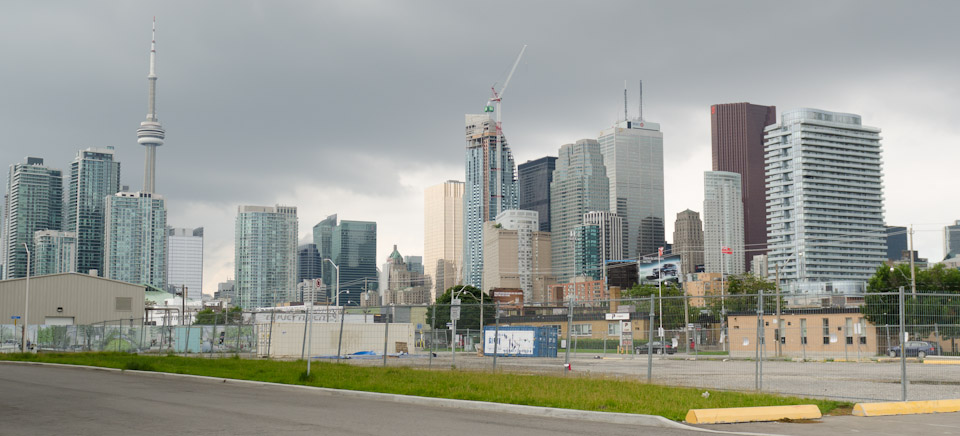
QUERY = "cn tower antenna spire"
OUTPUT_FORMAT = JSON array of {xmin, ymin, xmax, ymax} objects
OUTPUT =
[{"xmin": 137, "ymin": 17, "xmax": 165, "ymax": 193}]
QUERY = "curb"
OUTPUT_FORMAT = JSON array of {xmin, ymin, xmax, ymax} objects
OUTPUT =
[
  {"xmin": 853, "ymin": 399, "xmax": 960, "ymax": 417},
  {"xmin": 685, "ymin": 405, "xmax": 821, "ymax": 424},
  {"xmin": 0, "ymin": 360, "xmax": 781, "ymax": 435}
]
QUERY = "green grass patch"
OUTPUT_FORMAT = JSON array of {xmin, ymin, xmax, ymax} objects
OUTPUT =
[{"xmin": 0, "ymin": 352, "xmax": 848, "ymax": 421}]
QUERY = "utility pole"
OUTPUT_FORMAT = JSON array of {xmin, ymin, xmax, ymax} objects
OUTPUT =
[
  {"xmin": 775, "ymin": 264, "xmax": 782, "ymax": 357},
  {"xmin": 908, "ymin": 225, "xmax": 917, "ymax": 297}
]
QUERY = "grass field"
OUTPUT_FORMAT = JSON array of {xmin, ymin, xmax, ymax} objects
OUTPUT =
[{"xmin": 0, "ymin": 352, "xmax": 848, "ymax": 421}]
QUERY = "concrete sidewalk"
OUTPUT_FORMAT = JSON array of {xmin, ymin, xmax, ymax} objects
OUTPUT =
[{"xmin": 699, "ymin": 412, "xmax": 960, "ymax": 435}]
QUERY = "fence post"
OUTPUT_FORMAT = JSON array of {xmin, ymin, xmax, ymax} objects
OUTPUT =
[
  {"xmin": 564, "ymin": 297, "xmax": 573, "ymax": 368},
  {"xmin": 647, "ymin": 295, "xmax": 654, "ymax": 382},
  {"xmin": 492, "ymin": 302, "xmax": 500, "ymax": 372},
  {"xmin": 267, "ymin": 310, "xmax": 275, "ymax": 358},
  {"xmin": 301, "ymin": 307, "xmax": 309, "ymax": 360},
  {"xmin": 755, "ymin": 291, "xmax": 761, "ymax": 391},
  {"xmin": 429, "ymin": 304, "xmax": 435, "ymax": 368},
  {"xmin": 235, "ymin": 312, "xmax": 242, "ymax": 355},
  {"xmin": 117, "ymin": 319, "xmax": 122, "ymax": 352},
  {"xmin": 899, "ymin": 285, "xmax": 907, "ymax": 401},
  {"xmin": 759, "ymin": 291, "xmax": 764, "ymax": 391},
  {"xmin": 382, "ymin": 307, "xmax": 390, "ymax": 367},
  {"xmin": 337, "ymin": 305, "xmax": 346, "ymax": 363}
]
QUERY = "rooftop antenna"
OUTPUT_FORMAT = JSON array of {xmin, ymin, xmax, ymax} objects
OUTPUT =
[
  {"xmin": 624, "ymin": 80, "xmax": 628, "ymax": 122},
  {"xmin": 638, "ymin": 80, "xmax": 643, "ymax": 121}
]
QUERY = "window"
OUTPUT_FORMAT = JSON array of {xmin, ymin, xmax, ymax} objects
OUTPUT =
[
  {"xmin": 572, "ymin": 324, "xmax": 592, "ymax": 337},
  {"xmin": 608, "ymin": 323, "xmax": 621, "ymax": 336},
  {"xmin": 822, "ymin": 318, "xmax": 830, "ymax": 345}
]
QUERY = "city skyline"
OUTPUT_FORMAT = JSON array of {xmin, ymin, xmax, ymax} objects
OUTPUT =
[{"xmin": 2, "ymin": 2, "xmax": 958, "ymax": 294}]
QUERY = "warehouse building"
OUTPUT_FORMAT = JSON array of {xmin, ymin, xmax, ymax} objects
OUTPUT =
[{"xmin": 0, "ymin": 272, "xmax": 145, "ymax": 326}]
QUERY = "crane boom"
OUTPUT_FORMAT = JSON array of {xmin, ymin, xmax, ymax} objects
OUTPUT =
[{"xmin": 496, "ymin": 45, "xmax": 527, "ymax": 100}]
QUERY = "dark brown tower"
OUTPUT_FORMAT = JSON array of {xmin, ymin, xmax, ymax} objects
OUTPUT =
[{"xmin": 710, "ymin": 103, "xmax": 776, "ymax": 271}]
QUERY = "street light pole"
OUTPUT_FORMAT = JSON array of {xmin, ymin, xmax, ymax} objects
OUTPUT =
[
  {"xmin": 22, "ymin": 243, "xmax": 31, "ymax": 353},
  {"xmin": 324, "ymin": 259, "xmax": 341, "ymax": 307}
]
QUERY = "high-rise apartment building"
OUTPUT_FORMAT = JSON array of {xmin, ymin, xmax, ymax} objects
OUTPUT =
[
  {"xmin": 598, "ymin": 118, "xmax": 665, "ymax": 259},
  {"xmin": 312, "ymin": 214, "xmax": 337, "ymax": 289},
  {"xmin": 331, "ymin": 220, "xmax": 377, "ymax": 305},
  {"xmin": 764, "ymin": 109, "xmax": 886, "ymax": 283},
  {"xmin": 703, "ymin": 171, "xmax": 745, "ymax": 276},
  {"xmin": 2, "ymin": 157, "xmax": 63, "ymax": 279},
  {"xmin": 518, "ymin": 157, "xmax": 557, "ymax": 232},
  {"xmin": 673, "ymin": 210, "xmax": 705, "ymax": 276},
  {"xmin": 234, "ymin": 205, "xmax": 298, "ymax": 308},
  {"xmin": 423, "ymin": 181, "xmax": 464, "ymax": 301},
  {"xmin": 167, "ymin": 227, "xmax": 203, "ymax": 300},
  {"xmin": 550, "ymin": 139, "xmax": 610, "ymax": 283},
  {"xmin": 574, "ymin": 211, "xmax": 624, "ymax": 281},
  {"xmin": 464, "ymin": 113, "xmax": 518, "ymax": 289},
  {"xmin": 66, "ymin": 147, "xmax": 120, "ymax": 276},
  {"xmin": 33, "ymin": 230, "xmax": 77, "ymax": 276},
  {"xmin": 104, "ymin": 191, "xmax": 167, "ymax": 289},
  {"xmin": 711, "ymin": 103, "xmax": 776, "ymax": 270},
  {"xmin": 297, "ymin": 243, "xmax": 323, "ymax": 284},
  {"xmin": 885, "ymin": 226, "xmax": 908, "ymax": 262},
  {"xmin": 945, "ymin": 220, "xmax": 960, "ymax": 260},
  {"xmin": 483, "ymin": 210, "xmax": 553, "ymax": 304}
]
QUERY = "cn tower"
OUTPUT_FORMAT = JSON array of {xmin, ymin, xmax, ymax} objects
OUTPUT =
[{"xmin": 136, "ymin": 18, "xmax": 165, "ymax": 193}]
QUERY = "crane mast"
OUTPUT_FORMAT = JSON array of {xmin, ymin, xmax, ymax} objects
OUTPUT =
[{"xmin": 487, "ymin": 45, "xmax": 527, "ymax": 216}]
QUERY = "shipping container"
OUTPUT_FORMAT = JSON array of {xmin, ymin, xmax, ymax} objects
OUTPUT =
[{"xmin": 482, "ymin": 326, "xmax": 558, "ymax": 357}]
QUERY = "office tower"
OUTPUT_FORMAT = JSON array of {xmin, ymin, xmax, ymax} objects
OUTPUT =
[
  {"xmin": 331, "ymin": 220, "xmax": 377, "ymax": 305},
  {"xmin": 136, "ymin": 19, "xmax": 165, "ymax": 194},
  {"xmin": 764, "ymin": 109, "xmax": 885, "ymax": 283},
  {"xmin": 598, "ymin": 117, "xmax": 665, "ymax": 259},
  {"xmin": 167, "ymin": 227, "xmax": 203, "ymax": 300},
  {"xmin": 945, "ymin": 220, "xmax": 960, "ymax": 260},
  {"xmin": 215, "ymin": 279, "xmax": 236, "ymax": 302},
  {"xmin": 673, "ymin": 210, "xmax": 705, "ymax": 276},
  {"xmin": 574, "ymin": 211, "xmax": 624, "ymax": 281},
  {"xmin": 380, "ymin": 245, "xmax": 430, "ymax": 305},
  {"xmin": 33, "ymin": 230, "xmax": 77, "ymax": 276},
  {"xmin": 2, "ymin": 157, "xmax": 63, "ymax": 279},
  {"xmin": 297, "ymin": 243, "xmax": 323, "ymax": 284},
  {"xmin": 66, "ymin": 147, "xmax": 121, "ymax": 276},
  {"xmin": 423, "ymin": 180, "xmax": 464, "ymax": 301},
  {"xmin": 750, "ymin": 254, "xmax": 769, "ymax": 279},
  {"xmin": 234, "ymin": 205, "xmax": 298, "ymax": 308},
  {"xmin": 518, "ymin": 156, "xmax": 557, "ymax": 232},
  {"xmin": 464, "ymin": 113, "xmax": 518, "ymax": 289},
  {"xmin": 404, "ymin": 256, "xmax": 424, "ymax": 274},
  {"xmin": 297, "ymin": 279, "xmax": 327, "ymax": 305},
  {"xmin": 885, "ymin": 226, "xmax": 908, "ymax": 261},
  {"xmin": 703, "ymin": 171, "xmax": 745, "ymax": 276},
  {"xmin": 550, "ymin": 139, "xmax": 610, "ymax": 283},
  {"xmin": 104, "ymin": 192, "xmax": 167, "ymax": 289},
  {"xmin": 483, "ymin": 210, "xmax": 553, "ymax": 304},
  {"xmin": 312, "ymin": 214, "xmax": 337, "ymax": 289},
  {"xmin": 711, "ymin": 103, "xmax": 777, "ymax": 270}
]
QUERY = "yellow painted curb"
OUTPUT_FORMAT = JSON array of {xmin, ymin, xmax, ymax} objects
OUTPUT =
[
  {"xmin": 923, "ymin": 360, "xmax": 960, "ymax": 365},
  {"xmin": 853, "ymin": 399, "xmax": 960, "ymax": 417},
  {"xmin": 685, "ymin": 405, "xmax": 821, "ymax": 424}
]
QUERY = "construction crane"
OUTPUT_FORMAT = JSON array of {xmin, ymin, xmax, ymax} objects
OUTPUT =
[{"xmin": 485, "ymin": 45, "xmax": 527, "ymax": 216}]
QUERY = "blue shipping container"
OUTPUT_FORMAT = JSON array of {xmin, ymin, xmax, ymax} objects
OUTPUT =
[{"xmin": 482, "ymin": 326, "xmax": 558, "ymax": 357}]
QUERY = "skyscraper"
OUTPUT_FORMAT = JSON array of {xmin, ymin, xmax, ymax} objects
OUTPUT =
[
  {"xmin": 104, "ymin": 191, "xmax": 167, "ymax": 289},
  {"xmin": 166, "ymin": 227, "xmax": 203, "ymax": 300},
  {"xmin": 764, "ymin": 109, "xmax": 885, "ymax": 283},
  {"xmin": 885, "ymin": 226, "xmax": 908, "ymax": 262},
  {"xmin": 2, "ymin": 157, "xmax": 63, "ymax": 279},
  {"xmin": 463, "ymin": 113, "xmax": 518, "ymax": 289},
  {"xmin": 598, "ymin": 118, "xmax": 665, "ymax": 259},
  {"xmin": 703, "ymin": 171, "xmax": 745, "ymax": 276},
  {"xmin": 136, "ymin": 18, "xmax": 165, "ymax": 194},
  {"xmin": 312, "ymin": 214, "xmax": 337, "ymax": 289},
  {"xmin": 235, "ymin": 205, "xmax": 298, "ymax": 308},
  {"xmin": 67, "ymin": 147, "xmax": 120, "ymax": 276},
  {"xmin": 945, "ymin": 220, "xmax": 960, "ymax": 260},
  {"xmin": 673, "ymin": 210, "xmax": 704, "ymax": 276},
  {"xmin": 574, "ymin": 211, "xmax": 624, "ymax": 281},
  {"xmin": 423, "ymin": 181, "xmax": 463, "ymax": 301},
  {"xmin": 710, "ymin": 103, "xmax": 776, "ymax": 270},
  {"xmin": 33, "ymin": 230, "xmax": 76, "ymax": 276},
  {"xmin": 297, "ymin": 243, "xmax": 323, "ymax": 284},
  {"xmin": 518, "ymin": 156, "xmax": 557, "ymax": 232},
  {"xmin": 331, "ymin": 220, "xmax": 377, "ymax": 305},
  {"xmin": 550, "ymin": 139, "xmax": 610, "ymax": 283}
]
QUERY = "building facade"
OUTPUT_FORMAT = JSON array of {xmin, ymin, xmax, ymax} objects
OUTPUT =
[
  {"xmin": 66, "ymin": 147, "xmax": 121, "ymax": 276},
  {"xmin": 598, "ymin": 118, "xmax": 665, "ymax": 259},
  {"xmin": 331, "ymin": 220, "xmax": 377, "ymax": 306},
  {"xmin": 104, "ymin": 191, "xmax": 167, "ymax": 289},
  {"xmin": 945, "ymin": 220, "xmax": 960, "ymax": 260},
  {"xmin": 2, "ymin": 157, "xmax": 63, "ymax": 279},
  {"xmin": 673, "ymin": 210, "xmax": 705, "ymax": 276},
  {"xmin": 885, "ymin": 226, "xmax": 908, "ymax": 262},
  {"xmin": 574, "ymin": 211, "xmax": 624, "ymax": 281},
  {"xmin": 463, "ymin": 113, "xmax": 518, "ymax": 289},
  {"xmin": 764, "ymin": 109, "xmax": 886, "ymax": 284},
  {"xmin": 166, "ymin": 227, "xmax": 203, "ymax": 300},
  {"xmin": 711, "ymin": 103, "xmax": 777, "ymax": 270},
  {"xmin": 518, "ymin": 156, "xmax": 557, "ymax": 232},
  {"xmin": 297, "ymin": 243, "xmax": 323, "ymax": 284},
  {"xmin": 33, "ymin": 230, "xmax": 77, "ymax": 276},
  {"xmin": 423, "ymin": 181, "xmax": 464, "ymax": 301},
  {"xmin": 312, "ymin": 214, "xmax": 337, "ymax": 290},
  {"xmin": 235, "ymin": 205, "xmax": 298, "ymax": 308},
  {"xmin": 703, "ymin": 171, "xmax": 745, "ymax": 276},
  {"xmin": 379, "ymin": 245, "xmax": 430, "ymax": 306},
  {"xmin": 482, "ymin": 210, "xmax": 554, "ymax": 304},
  {"xmin": 550, "ymin": 139, "xmax": 610, "ymax": 284}
]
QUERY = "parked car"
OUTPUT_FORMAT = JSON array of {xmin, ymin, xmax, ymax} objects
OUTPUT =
[
  {"xmin": 888, "ymin": 341, "xmax": 939, "ymax": 358},
  {"xmin": 635, "ymin": 341, "xmax": 677, "ymax": 355}
]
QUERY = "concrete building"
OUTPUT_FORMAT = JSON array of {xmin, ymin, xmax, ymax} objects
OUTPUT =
[
  {"xmin": 554, "ymin": 278, "xmax": 607, "ymax": 303},
  {"xmin": 683, "ymin": 272, "xmax": 723, "ymax": 307},
  {"xmin": 214, "ymin": 279, "xmax": 235, "ymax": 304},
  {"xmin": 574, "ymin": 211, "xmax": 624, "ymax": 281},
  {"xmin": 2, "ymin": 157, "xmax": 63, "ymax": 279},
  {"xmin": 296, "ymin": 278, "xmax": 328, "ymax": 305},
  {"xmin": 764, "ymin": 109, "xmax": 886, "ymax": 284},
  {"xmin": 0, "ymin": 273, "xmax": 146, "ymax": 326},
  {"xmin": 66, "ymin": 147, "xmax": 120, "ymax": 277},
  {"xmin": 380, "ymin": 245, "xmax": 430, "ymax": 305},
  {"xmin": 297, "ymin": 243, "xmax": 323, "ymax": 284},
  {"xmin": 483, "ymin": 210, "xmax": 553, "ymax": 304},
  {"xmin": 331, "ymin": 219, "xmax": 377, "ymax": 306},
  {"xmin": 945, "ymin": 220, "xmax": 960, "ymax": 260},
  {"xmin": 423, "ymin": 181, "xmax": 463, "ymax": 301},
  {"xmin": 673, "ymin": 210, "xmax": 705, "ymax": 276},
  {"xmin": 464, "ymin": 113, "xmax": 518, "ymax": 289},
  {"xmin": 885, "ymin": 226, "xmax": 908, "ymax": 262},
  {"xmin": 711, "ymin": 103, "xmax": 777, "ymax": 270},
  {"xmin": 312, "ymin": 214, "xmax": 337, "ymax": 291},
  {"xmin": 598, "ymin": 117, "xmax": 665, "ymax": 259},
  {"xmin": 726, "ymin": 309, "xmax": 876, "ymax": 360},
  {"xmin": 751, "ymin": 254, "xmax": 769, "ymax": 279},
  {"xmin": 104, "ymin": 191, "xmax": 167, "ymax": 290},
  {"xmin": 550, "ymin": 139, "xmax": 610, "ymax": 283},
  {"xmin": 166, "ymin": 227, "xmax": 203, "ymax": 300},
  {"xmin": 235, "ymin": 205, "xmax": 298, "ymax": 308},
  {"xmin": 703, "ymin": 171, "xmax": 745, "ymax": 276},
  {"xmin": 33, "ymin": 230, "xmax": 77, "ymax": 276},
  {"xmin": 518, "ymin": 156, "xmax": 557, "ymax": 232}
]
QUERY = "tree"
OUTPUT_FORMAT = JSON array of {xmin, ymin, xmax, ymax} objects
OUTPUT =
[
  {"xmin": 194, "ymin": 306, "xmax": 243, "ymax": 325},
  {"xmin": 706, "ymin": 273, "xmax": 778, "ymax": 317},
  {"xmin": 426, "ymin": 286, "xmax": 494, "ymax": 329},
  {"xmin": 863, "ymin": 264, "xmax": 960, "ymax": 340},
  {"xmin": 623, "ymin": 283, "xmax": 686, "ymax": 330}
]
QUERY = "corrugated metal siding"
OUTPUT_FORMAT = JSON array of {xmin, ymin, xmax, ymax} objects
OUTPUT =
[{"xmin": 0, "ymin": 273, "xmax": 145, "ymax": 325}]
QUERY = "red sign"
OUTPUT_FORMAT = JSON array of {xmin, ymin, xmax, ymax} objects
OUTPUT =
[
  {"xmin": 721, "ymin": 247, "xmax": 732, "ymax": 255},
  {"xmin": 658, "ymin": 247, "xmax": 664, "ymax": 256}
]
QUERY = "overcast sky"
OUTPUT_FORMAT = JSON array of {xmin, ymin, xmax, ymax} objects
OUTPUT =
[{"xmin": 2, "ymin": 1, "xmax": 958, "ymax": 295}]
